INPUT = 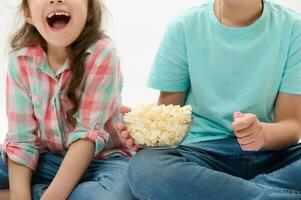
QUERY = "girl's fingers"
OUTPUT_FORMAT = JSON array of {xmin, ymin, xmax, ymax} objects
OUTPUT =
[
  {"xmin": 132, "ymin": 145, "xmax": 141, "ymax": 152},
  {"xmin": 117, "ymin": 123, "xmax": 126, "ymax": 131},
  {"xmin": 119, "ymin": 106, "xmax": 131, "ymax": 114},
  {"xmin": 121, "ymin": 131, "xmax": 129, "ymax": 139},
  {"xmin": 126, "ymin": 138, "xmax": 134, "ymax": 148},
  {"xmin": 120, "ymin": 130, "xmax": 140, "ymax": 150}
]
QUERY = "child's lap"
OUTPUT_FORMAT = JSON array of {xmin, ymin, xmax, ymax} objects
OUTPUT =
[{"xmin": 0, "ymin": 152, "xmax": 132, "ymax": 199}]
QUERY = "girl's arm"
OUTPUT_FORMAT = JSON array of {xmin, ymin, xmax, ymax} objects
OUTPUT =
[
  {"xmin": 8, "ymin": 159, "xmax": 32, "ymax": 200},
  {"xmin": 41, "ymin": 140, "xmax": 95, "ymax": 200},
  {"xmin": 4, "ymin": 53, "xmax": 40, "ymax": 200},
  {"xmin": 263, "ymin": 93, "xmax": 301, "ymax": 150},
  {"xmin": 43, "ymin": 41, "xmax": 123, "ymax": 199}
]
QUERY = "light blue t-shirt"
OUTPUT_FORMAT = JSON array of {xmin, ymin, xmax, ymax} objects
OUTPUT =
[{"xmin": 147, "ymin": 0, "xmax": 301, "ymax": 144}]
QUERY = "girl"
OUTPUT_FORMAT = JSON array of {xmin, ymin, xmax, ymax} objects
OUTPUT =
[
  {"xmin": 0, "ymin": 0, "xmax": 133, "ymax": 200},
  {"xmin": 120, "ymin": 0, "xmax": 301, "ymax": 199}
]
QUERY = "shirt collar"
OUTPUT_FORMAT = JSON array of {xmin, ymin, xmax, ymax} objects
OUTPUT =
[
  {"xmin": 14, "ymin": 43, "xmax": 94, "ymax": 69},
  {"xmin": 14, "ymin": 43, "xmax": 46, "ymax": 68}
]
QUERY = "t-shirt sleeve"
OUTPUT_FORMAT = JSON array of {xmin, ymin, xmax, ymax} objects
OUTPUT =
[
  {"xmin": 279, "ymin": 20, "xmax": 301, "ymax": 95},
  {"xmin": 147, "ymin": 18, "xmax": 190, "ymax": 92}
]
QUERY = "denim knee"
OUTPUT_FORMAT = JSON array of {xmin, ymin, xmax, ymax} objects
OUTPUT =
[
  {"xmin": 68, "ymin": 181, "xmax": 103, "ymax": 200},
  {"xmin": 0, "ymin": 156, "xmax": 8, "ymax": 189},
  {"xmin": 68, "ymin": 180, "xmax": 133, "ymax": 200},
  {"xmin": 31, "ymin": 184, "xmax": 48, "ymax": 200},
  {"xmin": 128, "ymin": 149, "xmax": 161, "ymax": 181},
  {"xmin": 128, "ymin": 149, "xmax": 178, "ymax": 199}
]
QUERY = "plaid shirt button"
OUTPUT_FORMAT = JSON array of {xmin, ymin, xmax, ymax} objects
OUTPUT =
[{"xmin": 94, "ymin": 123, "xmax": 100, "ymax": 130}]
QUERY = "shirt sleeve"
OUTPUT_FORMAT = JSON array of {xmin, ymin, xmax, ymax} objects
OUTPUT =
[
  {"xmin": 279, "ymin": 20, "xmax": 301, "ymax": 95},
  {"xmin": 147, "ymin": 18, "xmax": 190, "ymax": 92},
  {"xmin": 2, "ymin": 53, "xmax": 40, "ymax": 171},
  {"xmin": 66, "ymin": 41, "xmax": 123, "ymax": 156}
]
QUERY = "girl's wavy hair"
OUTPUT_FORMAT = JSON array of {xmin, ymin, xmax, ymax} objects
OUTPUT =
[{"xmin": 10, "ymin": 0, "xmax": 105, "ymax": 128}]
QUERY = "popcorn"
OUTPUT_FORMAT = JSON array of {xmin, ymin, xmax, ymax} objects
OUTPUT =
[{"xmin": 123, "ymin": 104, "xmax": 192, "ymax": 147}]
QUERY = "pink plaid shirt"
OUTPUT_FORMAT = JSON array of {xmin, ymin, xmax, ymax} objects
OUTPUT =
[{"xmin": 2, "ymin": 38, "xmax": 131, "ymax": 171}]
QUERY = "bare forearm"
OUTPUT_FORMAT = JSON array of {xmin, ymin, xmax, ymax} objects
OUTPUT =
[
  {"xmin": 263, "ymin": 120, "xmax": 301, "ymax": 151},
  {"xmin": 0, "ymin": 189, "xmax": 10, "ymax": 200},
  {"xmin": 8, "ymin": 159, "xmax": 32, "ymax": 200},
  {"xmin": 158, "ymin": 91, "xmax": 186, "ymax": 106},
  {"xmin": 42, "ymin": 140, "xmax": 95, "ymax": 200}
]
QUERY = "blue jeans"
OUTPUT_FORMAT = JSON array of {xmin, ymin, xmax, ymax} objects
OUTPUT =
[
  {"xmin": 0, "ymin": 153, "xmax": 134, "ymax": 200},
  {"xmin": 128, "ymin": 137, "xmax": 301, "ymax": 200}
]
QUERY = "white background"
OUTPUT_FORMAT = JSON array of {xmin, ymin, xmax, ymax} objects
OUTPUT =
[{"xmin": 0, "ymin": 0, "xmax": 301, "ymax": 142}]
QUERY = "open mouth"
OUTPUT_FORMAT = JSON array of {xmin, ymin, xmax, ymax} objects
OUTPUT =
[{"xmin": 46, "ymin": 11, "xmax": 71, "ymax": 30}]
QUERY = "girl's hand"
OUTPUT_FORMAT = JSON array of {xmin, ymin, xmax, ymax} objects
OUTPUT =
[
  {"xmin": 232, "ymin": 112, "xmax": 267, "ymax": 151},
  {"xmin": 40, "ymin": 194, "xmax": 53, "ymax": 200},
  {"xmin": 118, "ymin": 106, "xmax": 141, "ymax": 151}
]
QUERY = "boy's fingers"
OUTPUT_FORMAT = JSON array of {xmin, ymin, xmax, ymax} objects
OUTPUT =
[
  {"xmin": 235, "ymin": 128, "xmax": 254, "ymax": 138},
  {"xmin": 119, "ymin": 106, "xmax": 131, "ymax": 114},
  {"xmin": 232, "ymin": 114, "xmax": 257, "ymax": 131},
  {"xmin": 232, "ymin": 118, "xmax": 252, "ymax": 131},
  {"xmin": 233, "ymin": 111, "xmax": 242, "ymax": 121},
  {"xmin": 237, "ymin": 133, "xmax": 255, "ymax": 145}
]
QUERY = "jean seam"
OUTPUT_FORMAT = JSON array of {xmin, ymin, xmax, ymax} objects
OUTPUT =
[
  {"xmin": 131, "ymin": 189, "xmax": 150, "ymax": 200},
  {"xmin": 175, "ymin": 148, "xmax": 199, "ymax": 164},
  {"xmin": 245, "ymin": 157, "xmax": 251, "ymax": 179},
  {"xmin": 96, "ymin": 173, "xmax": 106, "ymax": 190},
  {"xmin": 250, "ymin": 179, "xmax": 301, "ymax": 195},
  {"xmin": 181, "ymin": 144, "xmax": 244, "ymax": 159},
  {"xmin": 127, "ymin": 176, "xmax": 150, "ymax": 200},
  {"xmin": 271, "ymin": 186, "xmax": 301, "ymax": 194}
]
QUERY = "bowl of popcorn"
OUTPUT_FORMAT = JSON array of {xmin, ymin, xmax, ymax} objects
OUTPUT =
[{"xmin": 123, "ymin": 104, "xmax": 192, "ymax": 148}]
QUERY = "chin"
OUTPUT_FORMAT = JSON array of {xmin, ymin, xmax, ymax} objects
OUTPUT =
[
  {"xmin": 47, "ymin": 38, "xmax": 76, "ymax": 48},
  {"xmin": 224, "ymin": 0, "xmax": 260, "ymax": 6}
]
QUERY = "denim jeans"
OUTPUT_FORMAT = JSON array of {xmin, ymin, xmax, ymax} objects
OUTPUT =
[
  {"xmin": 128, "ymin": 137, "xmax": 301, "ymax": 200},
  {"xmin": 0, "ymin": 152, "xmax": 134, "ymax": 200}
]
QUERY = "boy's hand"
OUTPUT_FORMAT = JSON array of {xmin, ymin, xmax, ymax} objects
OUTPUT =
[
  {"xmin": 118, "ymin": 106, "xmax": 141, "ymax": 151},
  {"xmin": 232, "ymin": 112, "xmax": 267, "ymax": 151}
]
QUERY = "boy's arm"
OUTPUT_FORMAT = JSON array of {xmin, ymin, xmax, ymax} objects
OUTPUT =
[
  {"xmin": 41, "ymin": 140, "xmax": 95, "ymax": 200},
  {"xmin": 263, "ymin": 20, "xmax": 301, "ymax": 149},
  {"xmin": 158, "ymin": 91, "xmax": 187, "ymax": 106},
  {"xmin": 263, "ymin": 93, "xmax": 301, "ymax": 150},
  {"xmin": 8, "ymin": 159, "xmax": 32, "ymax": 200},
  {"xmin": 233, "ymin": 93, "xmax": 301, "ymax": 151}
]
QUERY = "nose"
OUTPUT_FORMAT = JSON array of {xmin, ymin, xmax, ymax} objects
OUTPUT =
[{"xmin": 49, "ymin": 0, "xmax": 64, "ymax": 4}]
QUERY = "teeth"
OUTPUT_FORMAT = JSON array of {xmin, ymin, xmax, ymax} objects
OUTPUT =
[{"xmin": 47, "ymin": 11, "xmax": 70, "ymax": 18}]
